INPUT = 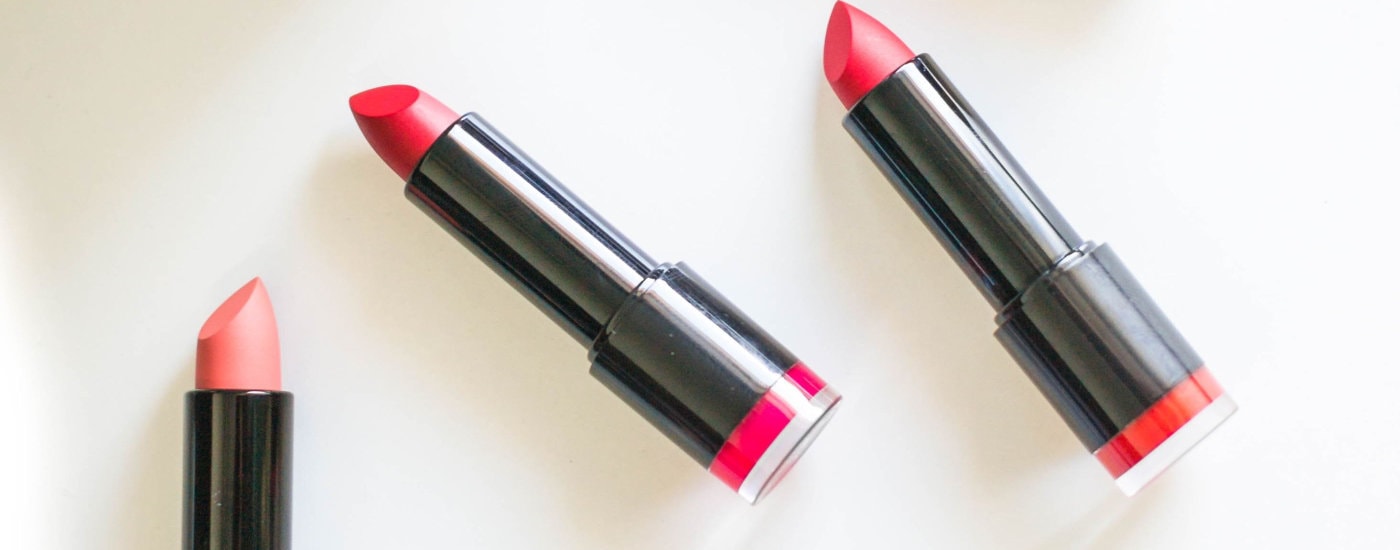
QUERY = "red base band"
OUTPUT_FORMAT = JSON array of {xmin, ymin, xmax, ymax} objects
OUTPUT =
[
  {"xmin": 1094, "ymin": 367, "xmax": 1226, "ymax": 478},
  {"xmin": 709, "ymin": 363, "xmax": 828, "ymax": 491}
]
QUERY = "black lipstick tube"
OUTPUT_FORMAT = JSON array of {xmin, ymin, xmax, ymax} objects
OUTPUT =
[
  {"xmin": 183, "ymin": 390, "xmax": 292, "ymax": 549},
  {"xmin": 843, "ymin": 54, "xmax": 1234, "ymax": 494},
  {"xmin": 402, "ymin": 113, "xmax": 840, "ymax": 503}
]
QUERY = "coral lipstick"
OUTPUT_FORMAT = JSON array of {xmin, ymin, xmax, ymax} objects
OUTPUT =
[
  {"xmin": 184, "ymin": 278, "xmax": 292, "ymax": 549},
  {"xmin": 350, "ymin": 85, "xmax": 841, "ymax": 504},
  {"xmin": 196, "ymin": 276, "xmax": 281, "ymax": 391},
  {"xmin": 824, "ymin": 1, "xmax": 1235, "ymax": 494}
]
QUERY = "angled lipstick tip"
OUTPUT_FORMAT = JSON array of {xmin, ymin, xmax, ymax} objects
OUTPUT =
[
  {"xmin": 350, "ymin": 84, "xmax": 461, "ymax": 181},
  {"xmin": 823, "ymin": 1, "xmax": 916, "ymax": 109},
  {"xmin": 196, "ymin": 277, "xmax": 282, "ymax": 391}
]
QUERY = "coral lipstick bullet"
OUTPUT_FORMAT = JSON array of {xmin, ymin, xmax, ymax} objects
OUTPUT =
[
  {"xmin": 184, "ymin": 278, "xmax": 292, "ymax": 548},
  {"xmin": 824, "ymin": 1, "xmax": 1235, "ymax": 494},
  {"xmin": 196, "ymin": 277, "xmax": 282, "ymax": 391}
]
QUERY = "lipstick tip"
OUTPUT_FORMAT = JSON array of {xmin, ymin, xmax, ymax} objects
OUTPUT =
[
  {"xmin": 350, "ymin": 84, "xmax": 460, "ymax": 180},
  {"xmin": 823, "ymin": 1, "xmax": 915, "ymax": 109},
  {"xmin": 196, "ymin": 277, "xmax": 281, "ymax": 391}
]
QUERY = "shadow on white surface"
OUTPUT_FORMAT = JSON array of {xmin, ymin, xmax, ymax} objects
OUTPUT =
[
  {"xmin": 1032, "ymin": 490, "xmax": 1133, "ymax": 549},
  {"xmin": 901, "ymin": 0, "xmax": 1114, "ymax": 44},
  {"xmin": 0, "ymin": 1, "xmax": 304, "ymax": 268},
  {"xmin": 116, "ymin": 363, "xmax": 189, "ymax": 548}
]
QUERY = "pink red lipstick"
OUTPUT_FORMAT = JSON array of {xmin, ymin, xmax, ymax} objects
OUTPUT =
[
  {"xmin": 824, "ymin": 1, "xmax": 914, "ymax": 109},
  {"xmin": 350, "ymin": 85, "xmax": 840, "ymax": 504},
  {"xmin": 184, "ymin": 278, "xmax": 292, "ymax": 548},
  {"xmin": 824, "ymin": 2, "xmax": 1234, "ymax": 494},
  {"xmin": 350, "ymin": 84, "xmax": 458, "ymax": 180}
]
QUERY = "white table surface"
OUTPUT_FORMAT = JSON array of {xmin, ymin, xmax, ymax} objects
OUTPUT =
[{"xmin": 3, "ymin": 0, "xmax": 1398, "ymax": 547}]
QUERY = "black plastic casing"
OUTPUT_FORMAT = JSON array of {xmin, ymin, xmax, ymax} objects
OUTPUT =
[
  {"xmin": 844, "ymin": 54, "xmax": 1207, "ymax": 451},
  {"xmin": 404, "ymin": 114, "xmax": 824, "ymax": 468},
  {"xmin": 183, "ymin": 390, "xmax": 292, "ymax": 550}
]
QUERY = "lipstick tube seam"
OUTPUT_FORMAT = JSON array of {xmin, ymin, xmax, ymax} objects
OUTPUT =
[
  {"xmin": 387, "ymin": 107, "xmax": 840, "ymax": 503},
  {"xmin": 842, "ymin": 52, "xmax": 1234, "ymax": 494}
]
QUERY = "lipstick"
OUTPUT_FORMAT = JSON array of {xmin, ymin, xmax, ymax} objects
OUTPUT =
[
  {"xmin": 184, "ymin": 278, "xmax": 292, "ymax": 548},
  {"xmin": 349, "ymin": 85, "xmax": 840, "ymax": 504},
  {"xmin": 825, "ymin": 2, "xmax": 1235, "ymax": 494}
]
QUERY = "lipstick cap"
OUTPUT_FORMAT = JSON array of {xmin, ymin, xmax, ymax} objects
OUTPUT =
[
  {"xmin": 994, "ymin": 243, "xmax": 1235, "ymax": 494},
  {"xmin": 589, "ymin": 263, "xmax": 841, "ymax": 504}
]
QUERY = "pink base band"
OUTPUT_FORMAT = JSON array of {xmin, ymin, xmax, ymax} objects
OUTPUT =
[{"xmin": 709, "ymin": 363, "xmax": 839, "ymax": 502}]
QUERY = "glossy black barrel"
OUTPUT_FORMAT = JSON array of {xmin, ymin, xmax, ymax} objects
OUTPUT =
[
  {"xmin": 994, "ymin": 242, "xmax": 1204, "ymax": 448},
  {"xmin": 844, "ymin": 54, "xmax": 1214, "ymax": 451},
  {"xmin": 589, "ymin": 262, "xmax": 801, "ymax": 464},
  {"xmin": 409, "ymin": 114, "xmax": 655, "ymax": 345},
  {"xmin": 846, "ymin": 55, "xmax": 1082, "ymax": 307},
  {"xmin": 402, "ymin": 114, "xmax": 839, "ymax": 501},
  {"xmin": 183, "ymin": 390, "xmax": 292, "ymax": 550}
]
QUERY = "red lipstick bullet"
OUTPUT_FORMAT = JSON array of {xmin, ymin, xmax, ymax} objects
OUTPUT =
[
  {"xmin": 350, "ymin": 84, "xmax": 458, "ymax": 180},
  {"xmin": 824, "ymin": 2, "xmax": 1235, "ymax": 494},
  {"xmin": 824, "ymin": 1, "xmax": 915, "ymax": 109}
]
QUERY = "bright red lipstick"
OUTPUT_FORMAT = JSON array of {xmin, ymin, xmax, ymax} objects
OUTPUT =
[
  {"xmin": 824, "ymin": 1, "xmax": 915, "ymax": 109},
  {"xmin": 195, "ymin": 277, "xmax": 281, "ymax": 390},
  {"xmin": 825, "ymin": 2, "xmax": 1235, "ymax": 495},
  {"xmin": 350, "ymin": 84, "xmax": 460, "ymax": 180}
]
